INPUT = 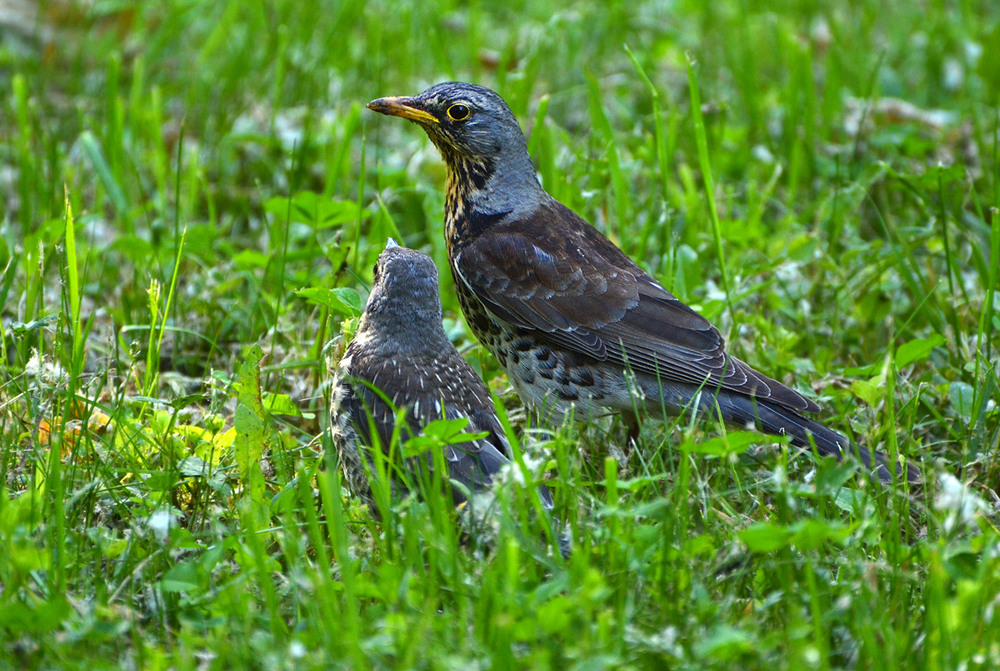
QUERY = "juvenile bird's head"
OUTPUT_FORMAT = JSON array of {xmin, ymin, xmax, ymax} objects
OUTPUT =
[{"xmin": 359, "ymin": 240, "xmax": 447, "ymax": 349}]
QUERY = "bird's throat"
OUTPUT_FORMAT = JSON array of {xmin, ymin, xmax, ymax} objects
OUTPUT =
[
  {"xmin": 444, "ymin": 155, "xmax": 496, "ymax": 245},
  {"xmin": 441, "ymin": 146, "xmax": 542, "ymax": 248}
]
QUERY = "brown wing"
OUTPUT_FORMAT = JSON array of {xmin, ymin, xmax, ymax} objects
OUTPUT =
[{"xmin": 453, "ymin": 198, "xmax": 819, "ymax": 414}]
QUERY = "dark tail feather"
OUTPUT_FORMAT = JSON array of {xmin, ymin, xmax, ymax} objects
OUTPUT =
[{"xmin": 714, "ymin": 394, "xmax": 921, "ymax": 484}]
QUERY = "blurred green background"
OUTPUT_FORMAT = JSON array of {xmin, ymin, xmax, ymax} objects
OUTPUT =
[{"xmin": 1, "ymin": 0, "xmax": 998, "ymax": 668}]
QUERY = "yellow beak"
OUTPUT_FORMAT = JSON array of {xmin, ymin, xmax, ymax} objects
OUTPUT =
[{"xmin": 366, "ymin": 96, "xmax": 439, "ymax": 124}]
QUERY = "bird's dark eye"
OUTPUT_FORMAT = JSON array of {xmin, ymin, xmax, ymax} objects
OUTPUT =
[
  {"xmin": 372, "ymin": 262, "xmax": 380, "ymax": 282},
  {"xmin": 447, "ymin": 104, "xmax": 471, "ymax": 122}
]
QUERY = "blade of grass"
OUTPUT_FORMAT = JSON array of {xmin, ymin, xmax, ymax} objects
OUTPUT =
[
  {"xmin": 686, "ymin": 53, "xmax": 734, "ymax": 321},
  {"xmin": 63, "ymin": 187, "xmax": 82, "ymax": 373},
  {"xmin": 626, "ymin": 44, "xmax": 670, "ymax": 261},
  {"xmin": 585, "ymin": 74, "xmax": 632, "ymax": 245}
]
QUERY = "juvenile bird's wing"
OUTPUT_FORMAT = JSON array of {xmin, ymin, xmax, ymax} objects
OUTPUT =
[
  {"xmin": 453, "ymin": 199, "xmax": 819, "ymax": 414},
  {"xmin": 339, "ymin": 347, "xmax": 535, "ymax": 504}
]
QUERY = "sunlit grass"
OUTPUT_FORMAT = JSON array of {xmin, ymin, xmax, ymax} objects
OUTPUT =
[{"xmin": 1, "ymin": 0, "xmax": 998, "ymax": 668}]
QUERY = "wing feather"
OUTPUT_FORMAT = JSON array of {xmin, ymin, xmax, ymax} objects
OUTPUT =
[{"xmin": 454, "ymin": 198, "xmax": 819, "ymax": 414}]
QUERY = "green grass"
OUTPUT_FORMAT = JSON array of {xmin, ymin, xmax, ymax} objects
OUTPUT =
[{"xmin": 1, "ymin": 0, "xmax": 999, "ymax": 668}]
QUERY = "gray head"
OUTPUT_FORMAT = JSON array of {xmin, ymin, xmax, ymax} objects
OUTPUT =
[
  {"xmin": 368, "ymin": 82, "xmax": 542, "ymax": 208},
  {"xmin": 368, "ymin": 82, "xmax": 526, "ymax": 163},
  {"xmin": 358, "ymin": 240, "xmax": 448, "ymax": 350}
]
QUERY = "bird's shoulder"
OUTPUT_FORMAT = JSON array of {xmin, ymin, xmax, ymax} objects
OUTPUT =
[
  {"xmin": 452, "ymin": 197, "xmax": 718, "ymax": 339},
  {"xmin": 335, "ymin": 339, "xmax": 507, "ymax": 453},
  {"xmin": 342, "ymin": 340, "xmax": 485, "ymax": 409},
  {"xmin": 451, "ymin": 198, "xmax": 820, "ymax": 414}
]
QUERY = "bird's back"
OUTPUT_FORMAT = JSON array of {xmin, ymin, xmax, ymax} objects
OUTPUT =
[{"xmin": 332, "ymin": 335, "xmax": 514, "ymax": 506}]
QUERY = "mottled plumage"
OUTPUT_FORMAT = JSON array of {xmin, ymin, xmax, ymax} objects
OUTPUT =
[
  {"xmin": 367, "ymin": 82, "xmax": 920, "ymax": 484},
  {"xmin": 331, "ymin": 240, "xmax": 555, "ymax": 510}
]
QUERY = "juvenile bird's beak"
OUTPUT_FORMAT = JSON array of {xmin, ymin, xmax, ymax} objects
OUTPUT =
[{"xmin": 367, "ymin": 96, "xmax": 439, "ymax": 125}]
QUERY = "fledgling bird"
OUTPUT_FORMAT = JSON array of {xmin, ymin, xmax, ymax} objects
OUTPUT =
[
  {"xmin": 331, "ymin": 239, "xmax": 557, "ymax": 520},
  {"xmin": 367, "ymin": 82, "xmax": 920, "ymax": 484}
]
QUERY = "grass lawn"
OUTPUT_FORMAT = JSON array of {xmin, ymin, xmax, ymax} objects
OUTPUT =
[{"xmin": 1, "ymin": 0, "xmax": 998, "ymax": 668}]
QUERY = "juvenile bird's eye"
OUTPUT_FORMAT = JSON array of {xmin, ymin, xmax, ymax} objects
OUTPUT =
[
  {"xmin": 447, "ymin": 104, "xmax": 471, "ymax": 121},
  {"xmin": 372, "ymin": 262, "xmax": 380, "ymax": 282}
]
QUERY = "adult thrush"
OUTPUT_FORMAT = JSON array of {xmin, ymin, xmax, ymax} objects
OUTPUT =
[
  {"xmin": 331, "ymin": 240, "xmax": 556, "ymax": 511},
  {"xmin": 367, "ymin": 82, "xmax": 919, "ymax": 484}
]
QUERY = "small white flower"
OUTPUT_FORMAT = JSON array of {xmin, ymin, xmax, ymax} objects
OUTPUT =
[
  {"xmin": 289, "ymin": 641, "xmax": 307, "ymax": 659},
  {"xmin": 752, "ymin": 144, "xmax": 774, "ymax": 164},
  {"xmin": 146, "ymin": 509, "xmax": 179, "ymax": 543},
  {"xmin": 935, "ymin": 472, "xmax": 988, "ymax": 533}
]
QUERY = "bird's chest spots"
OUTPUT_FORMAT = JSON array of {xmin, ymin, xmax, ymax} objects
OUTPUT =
[
  {"xmin": 449, "ymin": 262, "xmax": 503, "ymax": 346},
  {"xmin": 497, "ymin": 333, "xmax": 622, "ymax": 425},
  {"xmin": 501, "ymin": 344, "xmax": 614, "ymax": 422},
  {"xmin": 445, "ymin": 255, "xmax": 620, "ymax": 421}
]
